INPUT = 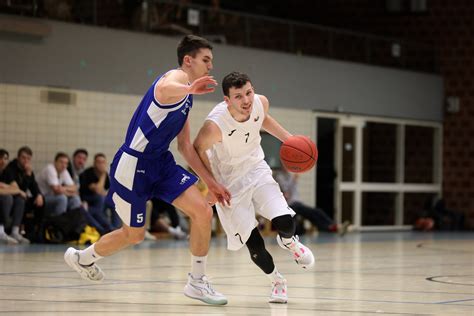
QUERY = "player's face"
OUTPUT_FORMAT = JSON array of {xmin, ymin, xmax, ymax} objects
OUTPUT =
[
  {"xmin": 225, "ymin": 82, "xmax": 255, "ymax": 117},
  {"xmin": 189, "ymin": 48, "xmax": 213, "ymax": 78}
]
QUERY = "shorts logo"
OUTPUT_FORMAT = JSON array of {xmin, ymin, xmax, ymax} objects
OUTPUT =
[
  {"xmin": 181, "ymin": 103, "xmax": 191, "ymax": 115},
  {"xmin": 180, "ymin": 173, "xmax": 191, "ymax": 185},
  {"xmin": 137, "ymin": 169, "xmax": 145, "ymax": 174}
]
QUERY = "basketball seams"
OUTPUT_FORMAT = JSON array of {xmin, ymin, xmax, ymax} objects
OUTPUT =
[
  {"xmin": 300, "ymin": 136, "xmax": 316, "ymax": 158},
  {"xmin": 280, "ymin": 144, "xmax": 312, "ymax": 163},
  {"xmin": 279, "ymin": 135, "xmax": 317, "ymax": 173}
]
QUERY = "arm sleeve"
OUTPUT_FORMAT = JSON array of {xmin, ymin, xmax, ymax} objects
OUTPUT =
[
  {"xmin": 105, "ymin": 173, "xmax": 110, "ymax": 190},
  {"xmin": 29, "ymin": 173, "xmax": 41, "ymax": 197},
  {"xmin": 3, "ymin": 168, "xmax": 16, "ymax": 185}
]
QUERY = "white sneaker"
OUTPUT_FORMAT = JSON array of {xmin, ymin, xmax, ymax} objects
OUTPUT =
[
  {"xmin": 169, "ymin": 226, "xmax": 187, "ymax": 240},
  {"xmin": 0, "ymin": 233, "xmax": 18, "ymax": 245},
  {"xmin": 64, "ymin": 247, "xmax": 105, "ymax": 282},
  {"xmin": 144, "ymin": 230, "xmax": 157, "ymax": 240},
  {"xmin": 277, "ymin": 235, "xmax": 315, "ymax": 269},
  {"xmin": 184, "ymin": 273, "xmax": 227, "ymax": 305},
  {"xmin": 11, "ymin": 233, "xmax": 30, "ymax": 244},
  {"xmin": 269, "ymin": 278, "xmax": 288, "ymax": 304}
]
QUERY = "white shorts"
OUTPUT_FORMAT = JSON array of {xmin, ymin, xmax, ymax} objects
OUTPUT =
[{"xmin": 216, "ymin": 171, "xmax": 295, "ymax": 251}]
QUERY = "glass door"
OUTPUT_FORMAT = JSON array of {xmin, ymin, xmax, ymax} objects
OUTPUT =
[
  {"xmin": 316, "ymin": 112, "xmax": 442, "ymax": 231},
  {"xmin": 336, "ymin": 118, "xmax": 363, "ymax": 228}
]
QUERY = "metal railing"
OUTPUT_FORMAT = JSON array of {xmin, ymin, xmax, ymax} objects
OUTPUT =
[{"xmin": 0, "ymin": 0, "xmax": 438, "ymax": 72}]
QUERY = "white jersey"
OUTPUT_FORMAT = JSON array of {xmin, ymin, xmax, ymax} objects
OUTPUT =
[
  {"xmin": 206, "ymin": 94, "xmax": 268, "ymax": 197},
  {"xmin": 206, "ymin": 94, "xmax": 295, "ymax": 251}
]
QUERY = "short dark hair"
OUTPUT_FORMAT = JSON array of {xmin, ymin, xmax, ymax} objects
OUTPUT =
[
  {"xmin": 55, "ymin": 152, "xmax": 69, "ymax": 162},
  {"xmin": 222, "ymin": 71, "xmax": 252, "ymax": 97},
  {"xmin": 17, "ymin": 146, "xmax": 33, "ymax": 157},
  {"xmin": 0, "ymin": 149, "xmax": 9, "ymax": 159},
  {"xmin": 177, "ymin": 35, "xmax": 213, "ymax": 66},
  {"xmin": 94, "ymin": 153, "xmax": 106, "ymax": 160},
  {"xmin": 73, "ymin": 148, "xmax": 88, "ymax": 157}
]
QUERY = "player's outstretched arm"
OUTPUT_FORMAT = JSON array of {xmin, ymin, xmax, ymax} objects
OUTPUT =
[
  {"xmin": 154, "ymin": 70, "xmax": 217, "ymax": 104},
  {"xmin": 260, "ymin": 95, "xmax": 292, "ymax": 142},
  {"xmin": 178, "ymin": 119, "xmax": 231, "ymax": 206},
  {"xmin": 188, "ymin": 76, "xmax": 217, "ymax": 95}
]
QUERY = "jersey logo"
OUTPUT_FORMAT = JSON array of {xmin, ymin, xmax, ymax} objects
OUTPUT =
[
  {"xmin": 180, "ymin": 173, "xmax": 191, "ymax": 185},
  {"xmin": 254, "ymin": 116, "xmax": 260, "ymax": 122},
  {"xmin": 228, "ymin": 129, "xmax": 236, "ymax": 136},
  {"xmin": 235, "ymin": 233, "xmax": 243, "ymax": 244}
]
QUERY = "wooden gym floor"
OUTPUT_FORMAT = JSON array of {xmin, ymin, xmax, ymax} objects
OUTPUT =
[{"xmin": 0, "ymin": 231, "xmax": 473, "ymax": 315}]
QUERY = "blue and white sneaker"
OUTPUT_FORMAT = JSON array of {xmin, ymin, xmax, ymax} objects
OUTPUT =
[
  {"xmin": 64, "ymin": 247, "xmax": 105, "ymax": 282},
  {"xmin": 184, "ymin": 273, "xmax": 227, "ymax": 305}
]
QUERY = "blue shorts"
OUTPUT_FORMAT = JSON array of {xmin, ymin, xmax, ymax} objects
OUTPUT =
[{"xmin": 106, "ymin": 148, "xmax": 198, "ymax": 227}]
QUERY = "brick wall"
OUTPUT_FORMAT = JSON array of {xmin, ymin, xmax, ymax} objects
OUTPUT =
[{"xmin": 301, "ymin": 0, "xmax": 474, "ymax": 228}]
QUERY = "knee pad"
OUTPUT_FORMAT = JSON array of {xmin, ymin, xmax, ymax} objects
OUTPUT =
[{"xmin": 271, "ymin": 214, "xmax": 295, "ymax": 238}]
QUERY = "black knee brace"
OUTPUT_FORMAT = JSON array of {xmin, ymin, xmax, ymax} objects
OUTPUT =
[
  {"xmin": 246, "ymin": 228, "xmax": 275, "ymax": 274},
  {"xmin": 271, "ymin": 214, "xmax": 295, "ymax": 238}
]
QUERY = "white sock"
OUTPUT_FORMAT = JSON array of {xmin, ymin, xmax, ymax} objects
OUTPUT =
[
  {"xmin": 266, "ymin": 267, "xmax": 284, "ymax": 283},
  {"xmin": 0, "ymin": 224, "xmax": 5, "ymax": 235},
  {"xmin": 78, "ymin": 244, "xmax": 103, "ymax": 266},
  {"xmin": 11, "ymin": 226, "xmax": 20, "ymax": 236},
  {"xmin": 191, "ymin": 255, "xmax": 207, "ymax": 279}
]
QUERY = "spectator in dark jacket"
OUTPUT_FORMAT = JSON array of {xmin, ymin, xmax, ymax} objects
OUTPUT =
[
  {"xmin": 3, "ymin": 146, "xmax": 44, "ymax": 242},
  {"xmin": 80, "ymin": 153, "xmax": 117, "ymax": 234}
]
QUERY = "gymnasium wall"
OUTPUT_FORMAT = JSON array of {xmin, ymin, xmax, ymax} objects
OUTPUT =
[
  {"xmin": 0, "ymin": 14, "xmax": 445, "ymax": 208},
  {"xmin": 0, "ymin": 83, "xmax": 315, "ymax": 206},
  {"xmin": 0, "ymin": 15, "xmax": 443, "ymax": 121}
]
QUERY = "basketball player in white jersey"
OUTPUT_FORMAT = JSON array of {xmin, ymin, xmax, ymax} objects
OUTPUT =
[
  {"xmin": 194, "ymin": 72, "xmax": 315, "ymax": 303},
  {"xmin": 64, "ymin": 35, "xmax": 231, "ymax": 305}
]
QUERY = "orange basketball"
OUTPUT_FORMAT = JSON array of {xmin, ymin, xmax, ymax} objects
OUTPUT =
[{"xmin": 280, "ymin": 135, "xmax": 318, "ymax": 173}]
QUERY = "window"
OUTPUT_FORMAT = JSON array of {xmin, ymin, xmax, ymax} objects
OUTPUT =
[
  {"xmin": 363, "ymin": 122, "xmax": 397, "ymax": 183},
  {"xmin": 404, "ymin": 125, "xmax": 434, "ymax": 183}
]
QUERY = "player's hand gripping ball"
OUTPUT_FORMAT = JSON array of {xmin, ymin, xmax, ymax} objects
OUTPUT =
[{"xmin": 280, "ymin": 135, "xmax": 318, "ymax": 173}]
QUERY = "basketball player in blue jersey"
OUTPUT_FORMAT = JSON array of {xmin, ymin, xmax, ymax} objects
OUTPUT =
[
  {"xmin": 194, "ymin": 72, "xmax": 314, "ymax": 303},
  {"xmin": 64, "ymin": 35, "xmax": 231, "ymax": 305}
]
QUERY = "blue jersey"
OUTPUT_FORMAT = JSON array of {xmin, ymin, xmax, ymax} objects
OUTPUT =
[
  {"xmin": 123, "ymin": 71, "xmax": 193, "ymax": 157},
  {"xmin": 106, "ymin": 71, "xmax": 198, "ymax": 227}
]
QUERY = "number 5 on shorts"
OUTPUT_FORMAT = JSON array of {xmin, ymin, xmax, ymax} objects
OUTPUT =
[{"xmin": 137, "ymin": 213, "xmax": 144, "ymax": 223}]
